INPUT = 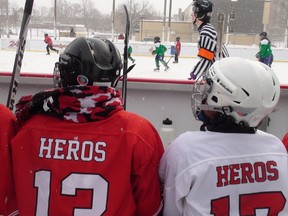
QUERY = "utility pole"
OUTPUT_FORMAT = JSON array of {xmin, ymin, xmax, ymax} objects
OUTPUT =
[
  {"xmin": 112, "ymin": 0, "xmax": 115, "ymax": 42},
  {"xmin": 6, "ymin": 0, "xmax": 10, "ymax": 38},
  {"xmin": 167, "ymin": 0, "xmax": 172, "ymax": 42},
  {"xmin": 54, "ymin": 0, "xmax": 57, "ymax": 40},
  {"xmin": 225, "ymin": 0, "xmax": 231, "ymax": 44},
  {"xmin": 262, "ymin": 0, "xmax": 271, "ymax": 32},
  {"xmin": 162, "ymin": 0, "xmax": 167, "ymax": 42}
]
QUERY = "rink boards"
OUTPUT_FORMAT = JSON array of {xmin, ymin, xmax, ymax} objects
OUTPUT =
[{"xmin": 0, "ymin": 73, "xmax": 287, "ymax": 140}]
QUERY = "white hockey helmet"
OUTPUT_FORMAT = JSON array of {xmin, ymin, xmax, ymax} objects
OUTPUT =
[{"xmin": 192, "ymin": 57, "xmax": 280, "ymax": 128}]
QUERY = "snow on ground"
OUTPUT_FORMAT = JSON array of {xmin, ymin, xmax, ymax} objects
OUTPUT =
[{"xmin": 0, "ymin": 49, "xmax": 288, "ymax": 85}]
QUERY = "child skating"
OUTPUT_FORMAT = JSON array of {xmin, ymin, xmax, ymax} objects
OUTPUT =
[
  {"xmin": 151, "ymin": 36, "xmax": 169, "ymax": 71},
  {"xmin": 128, "ymin": 45, "xmax": 135, "ymax": 63}
]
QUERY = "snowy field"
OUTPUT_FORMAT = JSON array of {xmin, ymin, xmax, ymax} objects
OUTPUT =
[{"xmin": 0, "ymin": 49, "xmax": 288, "ymax": 85}]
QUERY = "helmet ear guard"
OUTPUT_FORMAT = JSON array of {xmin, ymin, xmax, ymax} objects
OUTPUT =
[{"xmin": 53, "ymin": 53, "xmax": 82, "ymax": 87}]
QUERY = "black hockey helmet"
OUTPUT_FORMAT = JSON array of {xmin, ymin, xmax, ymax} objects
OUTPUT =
[
  {"xmin": 53, "ymin": 37, "xmax": 122, "ymax": 88},
  {"xmin": 259, "ymin": 31, "xmax": 267, "ymax": 38},
  {"xmin": 176, "ymin": 37, "xmax": 180, "ymax": 41},
  {"xmin": 192, "ymin": 0, "xmax": 213, "ymax": 22},
  {"xmin": 154, "ymin": 36, "xmax": 161, "ymax": 43}
]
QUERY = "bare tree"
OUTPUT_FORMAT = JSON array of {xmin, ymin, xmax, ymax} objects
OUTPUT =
[
  {"xmin": 114, "ymin": 0, "xmax": 160, "ymax": 35},
  {"xmin": 80, "ymin": 0, "xmax": 99, "ymax": 32},
  {"xmin": 0, "ymin": 0, "xmax": 7, "ymax": 16},
  {"xmin": 10, "ymin": 5, "xmax": 19, "ymax": 28}
]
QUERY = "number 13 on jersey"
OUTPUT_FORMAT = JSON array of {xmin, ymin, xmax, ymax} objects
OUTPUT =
[{"xmin": 34, "ymin": 170, "xmax": 108, "ymax": 215}]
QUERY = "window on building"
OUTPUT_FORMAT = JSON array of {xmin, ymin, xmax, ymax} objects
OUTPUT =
[
  {"xmin": 228, "ymin": 26, "xmax": 235, "ymax": 33},
  {"xmin": 229, "ymin": 10, "xmax": 236, "ymax": 20}
]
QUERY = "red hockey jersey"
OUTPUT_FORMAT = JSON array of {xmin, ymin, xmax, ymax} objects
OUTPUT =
[
  {"xmin": 0, "ymin": 104, "xmax": 18, "ymax": 216},
  {"xmin": 11, "ymin": 110, "xmax": 164, "ymax": 215},
  {"xmin": 175, "ymin": 41, "xmax": 181, "ymax": 54},
  {"xmin": 44, "ymin": 35, "xmax": 53, "ymax": 45}
]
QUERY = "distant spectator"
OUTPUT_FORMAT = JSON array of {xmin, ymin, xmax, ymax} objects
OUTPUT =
[
  {"xmin": 256, "ymin": 31, "xmax": 273, "ymax": 67},
  {"xmin": 44, "ymin": 33, "xmax": 59, "ymax": 55},
  {"xmin": 70, "ymin": 28, "xmax": 76, "ymax": 37}
]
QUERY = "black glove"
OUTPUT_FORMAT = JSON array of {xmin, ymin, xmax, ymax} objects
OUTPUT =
[{"xmin": 255, "ymin": 52, "xmax": 260, "ymax": 59}]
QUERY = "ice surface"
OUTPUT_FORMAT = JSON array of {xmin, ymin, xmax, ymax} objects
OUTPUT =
[{"xmin": 0, "ymin": 49, "xmax": 287, "ymax": 85}]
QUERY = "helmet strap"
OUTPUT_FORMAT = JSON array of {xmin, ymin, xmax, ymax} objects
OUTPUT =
[{"xmin": 112, "ymin": 64, "xmax": 136, "ymax": 88}]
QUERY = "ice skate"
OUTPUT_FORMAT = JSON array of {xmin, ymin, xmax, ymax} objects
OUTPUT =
[
  {"xmin": 154, "ymin": 67, "xmax": 160, "ymax": 71},
  {"xmin": 164, "ymin": 66, "xmax": 170, "ymax": 71}
]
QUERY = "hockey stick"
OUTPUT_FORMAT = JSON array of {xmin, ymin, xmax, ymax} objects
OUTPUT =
[
  {"xmin": 166, "ymin": 55, "xmax": 174, "ymax": 65},
  {"xmin": 216, "ymin": 12, "xmax": 225, "ymax": 60},
  {"xmin": 122, "ymin": 4, "xmax": 130, "ymax": 110},
  {"xmin": 6, "ymin": 0, "xmax": 34, "ymax": 111}
]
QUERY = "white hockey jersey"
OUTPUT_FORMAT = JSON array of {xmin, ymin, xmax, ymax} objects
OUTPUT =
[{"xmin": 159, "ymin": 130, "xmax": 288, "ymax": 216}]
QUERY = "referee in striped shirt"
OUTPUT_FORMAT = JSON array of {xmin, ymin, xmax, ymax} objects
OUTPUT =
[{"xmin": 189, "ymin": 0, "xmax": 229, "ymax": 80}]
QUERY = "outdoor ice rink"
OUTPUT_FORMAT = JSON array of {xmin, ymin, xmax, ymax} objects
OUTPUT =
[{"xmin": 0, "ymin": 49, "xmax": 288, "ymax": 85}]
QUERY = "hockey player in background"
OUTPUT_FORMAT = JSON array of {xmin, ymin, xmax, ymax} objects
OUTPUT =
[
  {"xmin": 128, "ymin": 44, "xmax": 135, "ymax": 63},
  {"xmin": 152, "ymin": 36, "xmax": 169, "ymax": 71},
  {"xmin": 189, "ymin": 0, "xmax": 229, "ymax": 80},
  {"xmin": 44, "ymin": 33, "xmax": 59, "ymax": 55},
  {"xmin": 256, "ymin": 31, "xmax": 273, "ymax": 67},
  {"xmin": 173, "ymin": 37, "xmax": 181, "ymax": 63},
  {"xmin": 8, "ymin": 37, "xmax": 164, "ymax": 215},
  {"xmin": 0, "ymin": 104, "xmax": 17, "ymax": 216},
  {"xmin": 159, "ymin": 57, "xmax": 288, "ymax": 215}
]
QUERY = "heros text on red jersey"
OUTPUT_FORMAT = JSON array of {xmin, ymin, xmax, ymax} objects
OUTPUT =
[{"xmin": 38, "ymin": 137, "xmax": 107, "ymax": 162}]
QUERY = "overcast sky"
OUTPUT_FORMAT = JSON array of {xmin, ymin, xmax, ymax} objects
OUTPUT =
[{"xmin": 10, "ymin": 0, "xmax": 192, "ymax": 15}]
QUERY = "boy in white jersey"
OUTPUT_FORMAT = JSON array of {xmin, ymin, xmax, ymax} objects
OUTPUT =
[{"xmin": 159, "ymin": 57, "xmax": 288, "ymax": 216}]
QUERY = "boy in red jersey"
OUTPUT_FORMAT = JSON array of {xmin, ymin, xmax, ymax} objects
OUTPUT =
[
  {"xmin": 11, "ymin": 37, "xmax": 164, "ymax": 215},
  {"xmin": 0, "ymin": 104, "xmax": 18, "ymax": 216},
  {"xmin": 44, "ymin": 33, "xmax": 59, "ymax": 55},
  {"xmin": 173, "ymin": 37, "xmax": 181, "ymax": 63}
]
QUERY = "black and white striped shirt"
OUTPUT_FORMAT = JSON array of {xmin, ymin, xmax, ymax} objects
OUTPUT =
[{"xmin": 190, "ymin": 22, "xmax": 229, "ymax": 79}]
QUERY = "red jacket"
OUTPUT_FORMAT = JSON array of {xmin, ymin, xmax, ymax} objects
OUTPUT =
[
  {"xmin": 10, "ymin": 110, "xmax": 164, "ymax": 215},
  {"xmin": 44, "ymin": 35, "xmax": 53, "ymax": 45},
  {"xmin": 175, "ymin": 41, "xmax": 181, "ymax": 54}
]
